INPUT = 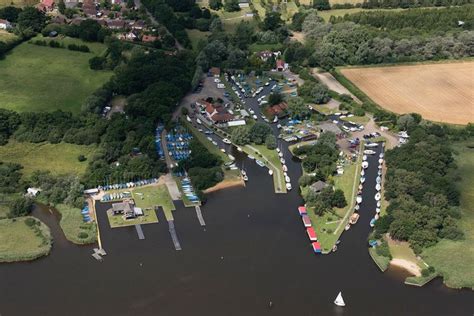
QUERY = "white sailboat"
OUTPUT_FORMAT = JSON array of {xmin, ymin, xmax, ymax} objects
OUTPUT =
[{"xmin": 334, "ymin": 292, "xmax": 345, "ymax": 307}]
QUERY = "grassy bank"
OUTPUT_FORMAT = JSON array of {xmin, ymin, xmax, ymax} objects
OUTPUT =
[
  {"xmin": 55, "ymin": 204, "xmax": 97, "ymax": 244},
  {"xmin": 369, "ymin": 247, "xmax": 390, "ymax": 272},
  {"xmin": 421, "ymin": 140, "xmax": 474, "ymax": 289},
  {"xmin": 244, "ymin": 144, "xmax": 287, "ymax": 193},
  {"xmin": 186, "ymin": 29, "xmax": 210, "ymax": 51},
  {"xmin": 0, "ymin": 141, "xmax": 96, "ymax": 177},
  {"xmin": 0, "ymin": 217, "xmax": 52, "ymax": 262},
  {"xmin": 133, "ymin": 185, "xmax": 176, "ymax": 221},
  {"xmin": 0, "ymin": 37, "xmax": 111, "ymax": 113}
]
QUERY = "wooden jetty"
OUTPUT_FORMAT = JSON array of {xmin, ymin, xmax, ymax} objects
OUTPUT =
[
  {"xmin": 135, "ymin": 224, "xmax": 145, "ymax": 240},
  {"xmin": 168, "ymin": 220, "xmax": 182, "ymax": 251},
  {"xmin": 195, "ymin": 205, "xmax": 206, "ymax": 226}
]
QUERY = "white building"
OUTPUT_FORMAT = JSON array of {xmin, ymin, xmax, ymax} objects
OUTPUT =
[{"xmin": 0, "ymin": 19, "xmax": 11, "ymax": 30}]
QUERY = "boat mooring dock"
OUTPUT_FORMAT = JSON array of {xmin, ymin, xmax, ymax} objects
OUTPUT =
[
  {"xmin": 168, "ymin": 220, "xmax": 182, "ymax": 250},
  {"xmin": 135, "ymin": 224, "xmax": 145, "ymax": 240},
  {"xmin": 195, "ymin": 205, "xmax": 206, "ymax": 226}
]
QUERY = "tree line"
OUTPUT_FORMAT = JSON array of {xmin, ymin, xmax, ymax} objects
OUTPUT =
[{"xmin": 373, "ymin": 118, "xmax": 467, "ymax": 253}]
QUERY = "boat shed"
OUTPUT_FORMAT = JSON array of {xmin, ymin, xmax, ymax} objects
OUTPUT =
[
  {"xmin": 312, "ymin": 242, "xmax": 322, "ymax": 254},
  {"xmin": 307, "ymin": 227, "xmax": 318, "ymax": 241},
  {"xmin": 302, "ymin": 215, "xmax": 311, "ymax": 228},
  {"xmin": 298, "ymin": 206, "xmax": 307, "ymax": 216}
]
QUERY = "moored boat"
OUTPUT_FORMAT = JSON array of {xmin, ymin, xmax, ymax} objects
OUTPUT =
[
  {"xmin": 375, "ymin": 192, "xmax": 381, "ymax": 201},
  {"xmin": 364, "ymin": 149, "xmax": 376, "ymax": 155},
  {"xmin": 350, "ymin": 213, "xmax": 360, "ymax": 224},
  {"xmin": 362, "ymin": 161, "xmax": 369, "ymax": 169},
  {"xmin": 356, "ymin": 196, "xmax": 362, "ymax": 204},
  {"xmin": 375, "ymin": 183, "xmax": 381, "ymax": 191},
  {"xmin": 286, "ymin": 183, "xmax": 292, "ymax": 190},
  {"xmin": 268, "ymin": 169, "xmax": 273, "ymax": 176},
  {"xmin": 370, "ymin": 218, "xmax": 376, "ymax": 227}
]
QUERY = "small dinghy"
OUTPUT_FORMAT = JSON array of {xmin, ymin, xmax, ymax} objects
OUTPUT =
[
  {"xmin": 358, "ymin": 184, "xmax": 363, "ymax": 191},
  {"xmin": 280, "ymin": 158, "xmax": 285, "ymax": 164},
  {"xmin": 362, "ymin": 155, "xmax": 367, "ymax": 161},
  {"xmin": 278, "ymin": 152, "xmax": 283, "ymax": 158},
  {"xmin": 360, "ymin": 177, "xmax": 366, "ymax": 184},
  {"xmin": 375, "ymin": 213, "xmax": 380, "ymax": 220},
  {"xmin": 377, "ymin": 201, "xmax": 381, "ymax": 208},
  {"xmin": 376, "ymin": 176, "xmax": 382, "ymax": 184},
  {"xmin": 379, "ymin": 153, "xmax": 384, "ymax": 158},
  {"xmin": 345, "ymin": 224, "xmax": 351, "ymax": 231},
  {"xmin": 334, "ymin": 292, "xmax": 345, "ymax": 307},
  {"xmin": 370, "ymin": 218, "xmax": 376, "ymax": 227},
  {"xmin": 364, "ymin": 149, "xmax": 376, "ymax": 155},
  {"xmin": 375, "ymin": 192, "xmax": 381, "ymax": 201},
  {"xmin": 378, "ymin": 158, "xmax": 384, "ymax": 164},
  {"xmin": 268, "ymin": 169, "xmax": 273, "ymax": 176},
  {"xmin": 354, "ymin": 204, "xmax": 360, "ymax": 211},
  {"xmin": 286, "ymin": 183, "xmax": 292, "ymax": 190},
  {"xmin": 362, "ymin": 161, "xmax": 369, "ymax": 169},
  {"xmin": 361, "ymin": 169, "xmax": 365, "ymax": 176}
]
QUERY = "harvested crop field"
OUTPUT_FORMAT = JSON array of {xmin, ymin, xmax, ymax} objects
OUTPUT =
[{"xmin": 340, "ymin": 62, "xmax": 474, "ymax": 125}]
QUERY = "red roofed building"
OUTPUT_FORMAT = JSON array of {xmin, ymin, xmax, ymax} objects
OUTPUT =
[
  {"xmin": 276, "ymin": 59, "xmax": 285, "ymax": 71},
  {"xmin": 267, "ymin": 102, "xmax": 288, "ymax": 117},
  {"xmin": 38, "ymin": 0, "xmax": 54, "ymax": 11},
  {"xmin": 298, "ymin": 206, "xmax": 307, "ymax": 216},
  {"xmin": 200, "ymin": 100, "xmax": 233, "ymax": 124},
  {"xmin": 142, "ymin": 35, "xmax": 159, "ymax": 43},
  {"xmin": 209, "ymin": 67, "xmax": 221, "ymax": 77}
]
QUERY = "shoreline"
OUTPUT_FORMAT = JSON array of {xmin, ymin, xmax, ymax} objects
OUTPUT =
[
  {"xmin": 204, "ymin": 178, "xmax": 245, "ymax": 193},
  {"xmin": 390, "ymin": 258, "xmax": 421, "ymax": 277}
]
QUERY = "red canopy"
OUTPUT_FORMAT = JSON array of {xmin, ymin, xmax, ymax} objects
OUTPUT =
[
  {"xmin": 298, "ymin": 206, "xmax": 307, "ymax": 215},
  {"xmin": 307, "ymin": 227, "xmax": 317, "ymax": 241}
]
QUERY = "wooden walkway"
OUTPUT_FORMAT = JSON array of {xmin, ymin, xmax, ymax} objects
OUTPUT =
[
  {"xmin": 135, "ymin": 224, "xmax": 145, "ymax": 240},
  {"xmin": 168, "ymin": 220, "xmax": 182, "ymax": 250},
  {"xmin": 195, "ymin": 205, "xmax": 206, "ymax": 226}
]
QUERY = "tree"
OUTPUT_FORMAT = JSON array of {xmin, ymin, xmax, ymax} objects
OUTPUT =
[
  {"xmin": 9, "ymin": 197, "xmax": 34, "ymax": 218},
  {"xmin": 331, "ymin": 189, "xmax": 347, "ymax": 208},
  {"xmin": 0, "ymin": 6, "xmax": 22, "ymax": 23},
  {"xmin": 209, "ymin": 0, "xmax": 223, "ymax": 10},
  {"xmin": 231, "ymin": 126, "xmax": 251, "ymax": 145},
  {"xmin": 58, "ymin": 0, "xmax": 66, "ymax": 14},
  {"xmin": 313, "ymin": 0, "xmax": 330, "ymax": 10},
  {"xmin": 265, "ymin": 134, "xmax": 277, "ymax": 150},
  {"xmin": 17, "ymin": 7, "xmax": 46, "ymax": 32},
  {"xmin": 126, "ymin": 0, "xmax": 134, "ymax": 8},
  {"xmin": 287, "ymin": 97, "xmax": 309, "ymax": 119},
  {"xmin": 89, "ymin": 56, "xmax": 106, "ymax": 70},
  {"xmin": 224, "ymin": 0, "xmax": 240, "ymax": 12},
  {"xmin": 268, "ymin": 92, "xmax": 283, "ymax": 105},
  {"xmin": 262, "ymin": 12, "xmax": 283, "ymax": 31},
  {"xmin": 78, "ymin": 19, "xmax": 102, "ymax": 42},
  {"xmin": 311, "ymin": 83, "xmax": 330, "ymax": 104},
  {"xmin": 250, "ymin": 122, "xmax": 272, "ymax": 144}
]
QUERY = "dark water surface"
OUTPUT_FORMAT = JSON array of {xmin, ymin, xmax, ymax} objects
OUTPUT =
[{"xmin": 1, "ymin": 144, "xmax": 473, "ymax": 316}]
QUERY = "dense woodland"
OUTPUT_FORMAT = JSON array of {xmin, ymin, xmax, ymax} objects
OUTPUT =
[
  {"xmin": 373, "ymin": 117, "xmax": 473, "ymax": 253},
  {"xmin": 290, "ymin": 6, "xmax": 474, "ymax": 70}
]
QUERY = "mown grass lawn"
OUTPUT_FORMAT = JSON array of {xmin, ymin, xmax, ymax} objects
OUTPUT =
[
  {"xmin": 421, "ymin": 140, "xmax": 474, "ymax": 289},
  {"xmin": 133, "ymin": 185, "xmax": 176, "ymax": 220},
  {"xmin": 186, "ymin": 29, "xmax": 210, "ymax": 51},
  {"xmin": 0, "ymin": 36, "xmax": 111, "ymax": 113},
  {"xmin": 0, "ymin": 0, "xmax": 37, "ymax": 6},
  {"xmin": 0, "ymin": 217, "xmax": 52, "ymax": 262},
  {"xmin": 0, "ymin": 141, "xmax": 96, "ymax": 177},
  {"xmin": 0, "ymin": 30, "xmax": 18, "ymax": 43},
  {"xmin": 55, "ymin": 204, "xmax": 97, "ymax": 244}
]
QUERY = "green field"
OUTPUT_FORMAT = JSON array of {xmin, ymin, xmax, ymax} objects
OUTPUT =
[
  {"xmin": 386, "ymin": 235, "xmax": 424, "ymax": 269},
  {"xmin": 0, "ymin": 0, "xmax": 37, "ymax": 6},
  {"xmin": 0, "ymin": 217, "xmax": 52, "ymax": 262},
  {"xmin": 0, "ymin": 141, "xmax": 96, "ymax": 177},
  {"xmin": 0, "ymin": 30, "xmax": 18, "ymax": 43},
  {"xmin": 0, "ymin": 36, "xmax": 111, "ymax": 113},
  {"xmin": 421, "ymin": 140, "xmax": 474, "ymax": 289},
  {"xmin": 107, "ymin": 207, "xmax": 159, "ymax": 228},
  {"xmin": 133, "ymin": 185, "xmax": 176, "ymax": 220},
  {"xmin": 55, "ymin": 204, "xmax": 97, "ymax": 244},
  {"xmin": 186, "ymin": 29, "xmax": 210, "ymax": 51}
]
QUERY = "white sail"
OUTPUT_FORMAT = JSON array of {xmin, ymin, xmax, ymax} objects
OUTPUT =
[{"xmin": 334, "ymin": 292, "xmax": 345, "ymax": 307}]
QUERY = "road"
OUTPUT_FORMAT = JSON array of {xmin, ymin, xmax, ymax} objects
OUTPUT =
[{"xmin": 133, "ymin": 0, "xmax": 184, "ymax": 51}]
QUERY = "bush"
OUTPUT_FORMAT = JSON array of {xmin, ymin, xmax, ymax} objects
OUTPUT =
[
  {"xmin": 67, "ymin": 43, "xmax": 90, "ymax": 52},
  {"xmin": 375, "ymin": 240, "xmax": 392, "ymax": 259},
  {"xmin": 89, "ymin": 56, "xmax": 106, "ymax": 70},
  {"xmin": 78, "ymin": 232, "xmax": 89, "ymax": 239},
  {"xmin": 353, "ymin": 107, "xmax": 365, "ymax": 116},
  {"xmin": 78, "ymin": 154, "xmax": 87, "ymax": 162},
  {"xmin": 265, "ymin": 134, "xmax": 277, "ymax": 149},
  {"xmin": 25, "ymin": 217, "xmax": 37, "ymax": 227},
  {"xmin": 9, "ymin": 197, "xmax": 34, "ymax": 218}
]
